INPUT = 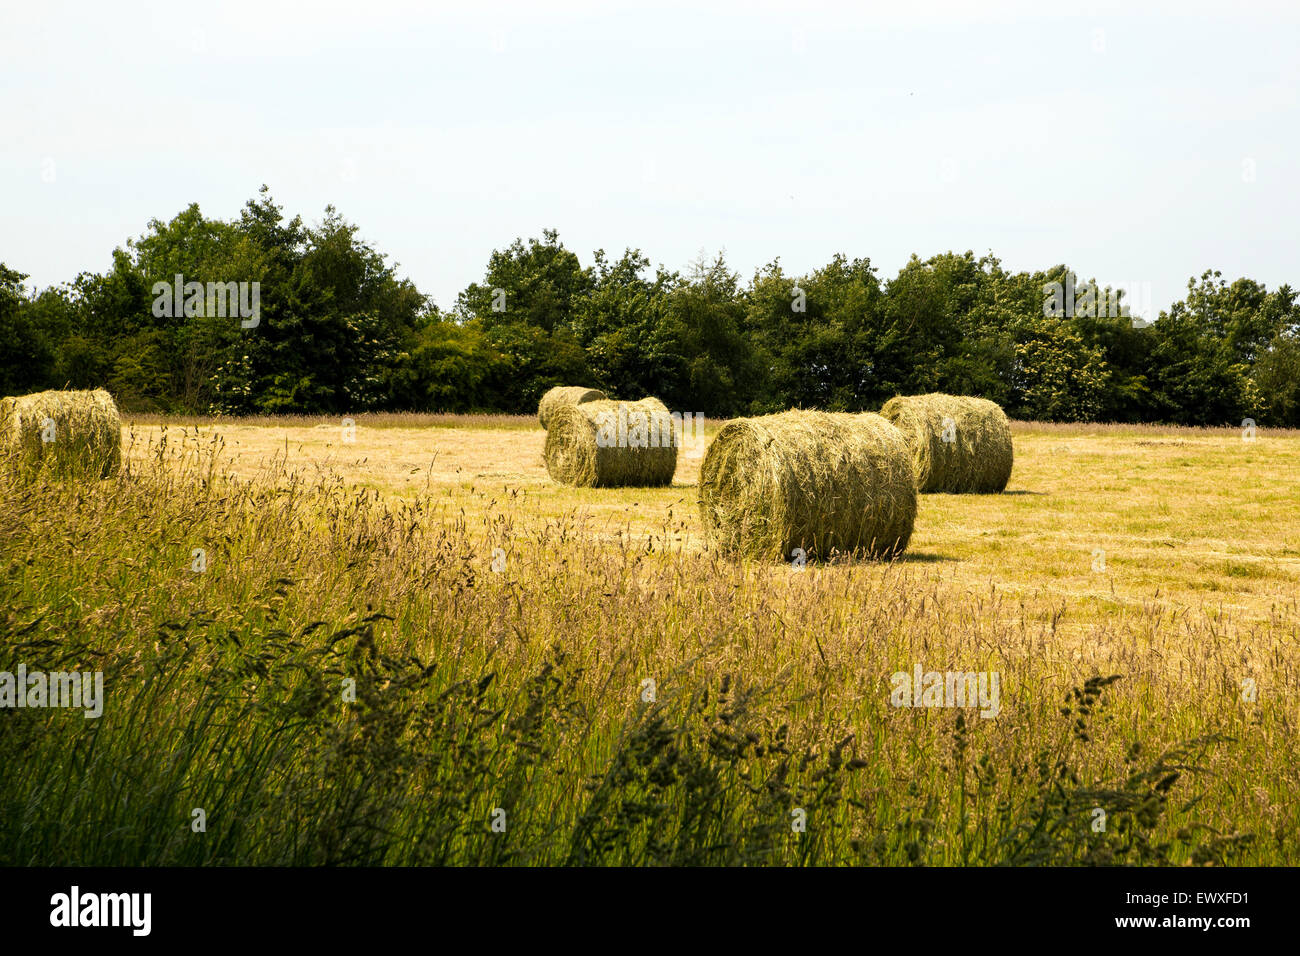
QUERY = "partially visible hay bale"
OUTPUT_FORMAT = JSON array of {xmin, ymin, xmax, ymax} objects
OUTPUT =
[
  {"xmin": 636, "ymin": 396, "xmax": 668, "ymax": 415},
  {"xmin": 0, "ymin": 389, "xmax": 122, "ymax": 479},
  {"xmin": 879, "ymin": 393, "xmax": 1013, "ymax": 493},
  {"xmin": 544, "ymin": 398, "xmax": 677, "ymax": 487},
  {"xmin": 537, "ymin": 386, "xmax": 607, "ymax": 429},
  {"xmin": 698, "ymin": 410, "xmax": 916, "ymax": 561}
]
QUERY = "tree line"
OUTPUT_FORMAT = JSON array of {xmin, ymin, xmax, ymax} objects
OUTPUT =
[{"xmin": 3, "ymin": 187, "xmax": 1299, "ymax": 425}]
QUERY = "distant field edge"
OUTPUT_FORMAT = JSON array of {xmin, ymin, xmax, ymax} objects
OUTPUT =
[{"xmin": 120, "ymin": 412, "xmax": 1300, "ymax": 439}]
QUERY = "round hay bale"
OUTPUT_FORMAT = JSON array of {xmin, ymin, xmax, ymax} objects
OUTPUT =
[
  {"xmin": 698, "ymin": 410, "xmax": 916, "ymax": 561},
  {"xmin": 0, "ymin": 388, "xmax": 122, "ymax": 480},
  {"xmin": 537, "ymin": 386, "xmax": 607, "ymax": 429},
  {"xmin": 636, "ymin": 396, "xmax": 668, "ymax": 415},
  {"xmin": 544, "ymin": 398, "xmax": 678, "ymax": 487},
  {"xmin": 879, "ymin": 394, "xmax": 1013, "ymax": 493}
]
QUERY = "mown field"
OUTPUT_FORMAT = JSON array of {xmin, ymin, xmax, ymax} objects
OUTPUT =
[{"xmin": 1, "ymin": 414, "xmax": 1296, "ymax": 865}]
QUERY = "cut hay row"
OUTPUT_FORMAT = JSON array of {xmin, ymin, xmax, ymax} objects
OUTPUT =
[
  {"xmin": 880, "ymin": 393, "xmax": 1013, "ymax": 493},
  {"xmin": 544, "ymin": 398, "xmax": 678, "ymax": 487},
  {"xmin": 537, "ymin": 386, "xmax": 607, "ymax": 429},
  {"xmin": 0, "ymin": 389, "xmax": 122, "ymax": 480},
  {"xmin": 698, "ymin": 410, "xmax": 917, "ymax": 561}
]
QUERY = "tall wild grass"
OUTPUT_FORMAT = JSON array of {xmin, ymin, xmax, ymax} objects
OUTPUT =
[{"xmin": 0, "ymin": 428, "xmax": 1276, "ymax": 864}]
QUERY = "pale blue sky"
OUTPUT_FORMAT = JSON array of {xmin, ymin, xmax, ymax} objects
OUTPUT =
[{"xmin": 3, "ymin": 0, "xmax": 1297, "ymax": 320}]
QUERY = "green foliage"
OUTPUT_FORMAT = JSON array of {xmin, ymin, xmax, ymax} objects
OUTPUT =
[
  {"xmin": 1010, "ymin": 314, "xmax": 1111, "ymax": 421},
  {"xmin": 210, "ymin": 197, "xmax": 424, "ymax": 414},
  {"xmin": 476, "ymin": 322, "xmax": 593, "ymax": 413},
  {"xmin": 388, "ymin": 317, "xmax": 504, "ymax": 412},
  {"xmin": 0, "ymin": 265, "xmax": 54, "ymax": 395},
  {"xmin": 457, "ymin": 228, "xmax": 592, "ymax": 335},
  {"xmin": 573, "ymin": 248, "xmax": 680, "ymax": 402},
  {"xmin": 1253, "ymin": 329, "xmax": 1300, "ymax": 426},
  {"xmin": 1142, "ymin": 315, "xmax": 1253, "ymax": 426},
  {"xmin": 453, "ymin": 230, "xmax": 598, "ymax": 411},
  {"xmin": 657, "ymin": 254, "xmax": 759, "ymax": 416},
  {"xmin": 5, "ymin": 202, "xmax": 1300, "ymax": 424},
  {"xmin": 882, "ymin": 252, "xmax": 1014, "ymax": 401},
  {"xmin": 748, "ymin": 255, "xmax": 889, "ymax": 412},
  {"xmin": 989, "ymin": 678, "xmax": 1252, "ymax": 866}
]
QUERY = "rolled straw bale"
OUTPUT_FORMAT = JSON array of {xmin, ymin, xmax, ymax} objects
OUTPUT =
[
  {"xmin": 537, "ymin": 386, "xmax": 607, "ymax": 429},
  {"xmin": 544, "ymin": 398, "xmax": 677, "ymax": 487},
  {"xmin": 879, "ymin": 393, "xmax": 1013, "ymax": 493},
  {"xmin": 637, "ymin": 396, "xmax": 668, "ymax": 415},
  {"xmin": 0, "ymin": 388, "xmax": 122, "ymax": 479},
  {"xmin": 697, "ymin": 410, "xmax": 916, "ymax": 561}
]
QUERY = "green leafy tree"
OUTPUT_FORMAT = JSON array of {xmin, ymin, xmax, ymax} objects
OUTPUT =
[
  {"xmin": 0, "ymin": 266, "xmax": 56, "ymax": 395},
  {"xmin": 387, "ymin": 315, "xmax": 506, "ymax": 412},
  {"xmin": 1035, "ymin": 266, "xmax": 1153, "ymax": 422},
  {"xmin": 211, "ymin": 193, "xmax": 425, "ymax": 414},
  {"xmin": 572, "ymin": 249, "xmax": 679, "ymax": 401},
  {"xmin": 658, "ymin": 254, "xmax": 758, "ymax": 416},
  {"xmin": 1009, "ymin": 314, "xmax": 1111, "ymax": 421},
  {"xmin": 880, "ymin": 252, "xmax": 1020, "ymax": 405},
  {"xmin": 746, "ymin": 255, "xmax": 887, "ymax": 411},
  {"xmin": 1137, "ymin": 271, "xmax": 1271, "ymax": 426},
  {"xmin": 475, "ymin": 322, "xmax": 592, "ymax": 413},
  {"xmin": 1254, "ymin": 332, "xmax": 1300, "ymax": 427},
  {"xmin": 454, "ymin": 230, "xmax": 596, "ymax": 411},
  {"xmin": 458, "ymin": 229, "xmax": 593, "ymax": 335}
]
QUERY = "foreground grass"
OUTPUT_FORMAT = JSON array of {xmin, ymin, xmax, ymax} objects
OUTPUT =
[{"xmin": 0, "ymin": 420, "xmax": 1293, "ymax": 865}]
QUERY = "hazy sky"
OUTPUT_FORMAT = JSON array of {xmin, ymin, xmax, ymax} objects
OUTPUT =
[{"xmin": 3, "ymin": 0, "xmax": 1298, "ymax": 320}]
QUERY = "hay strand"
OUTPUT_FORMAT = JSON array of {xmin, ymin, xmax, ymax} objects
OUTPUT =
[
  {"xmin": 879, "ymin": 393, "xmax": 1013, "ymax": 493},
  {"xmin": 0, "ymin": 389, "xmax": 122, "ymax": 480},
  {"xmin": 698, "ymin": 410, "xmax": 917, "ymax": 561},
  {"xmin": 544, "ymin": 398, "xmax": 678, "ymax": 487}
]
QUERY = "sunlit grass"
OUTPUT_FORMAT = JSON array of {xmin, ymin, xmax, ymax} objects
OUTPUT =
[{"xmin": 0, "ymin": 415, "xmax": 1294, "ymax": 865}]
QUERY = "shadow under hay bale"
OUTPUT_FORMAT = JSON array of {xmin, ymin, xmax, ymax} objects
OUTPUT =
[
  {"xmin": 0, "ymin": 388, "xmax": 122, "ymax": 480},
  {"xmin": 698, "ymin": 410, "xmax": 917, "ymax": 561},
  {"xmin": 537, "ymin": 386, "xmax": 607, "ymax": 429},
  {"xmin": 544, "ymin": 398, "xmax": 678, "ymax": 487},
  {"xmin": 880, "ymin": 393, "xmax": 1013, "ymax": 494}
]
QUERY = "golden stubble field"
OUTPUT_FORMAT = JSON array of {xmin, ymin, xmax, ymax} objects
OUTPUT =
[
  {"xmin": 124, "ymin": 414, "xmax": 1300, "ymax": 632},
  {"xmin": 7, "ymin": 411, "xmax": 1297, "ymax": 864}
]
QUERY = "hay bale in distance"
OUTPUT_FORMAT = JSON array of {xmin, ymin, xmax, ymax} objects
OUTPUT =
[
  {"xmin": 879, "ymin": 393, "xmax": 1013, "ymax": 493},
  {"xmin": 698, "ymin": 410, "xmax": 917, "ymax": 561},
  {"xmin": 636, "ymin": 396, "xmax": 668, "ymax": 415},
  {"xmin": 544, "ymin": 398, "xmax": 678, "ymax": 487},
  {"xmin": 0, "ymin": 388, "xmax": 122, "ymax": 479},
  {"xmin": 537, "ymin": 386, "xmax": 607, "ymax": 429}
]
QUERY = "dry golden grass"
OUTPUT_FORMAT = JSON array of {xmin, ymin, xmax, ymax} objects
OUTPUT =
[
  {"xmin": 122, "ymin": 416, "xmax": 1300, "ymax": 627},
  {"xmin": 4, "ymin": 412, "xmax": 1295, "ymax": 864}
]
